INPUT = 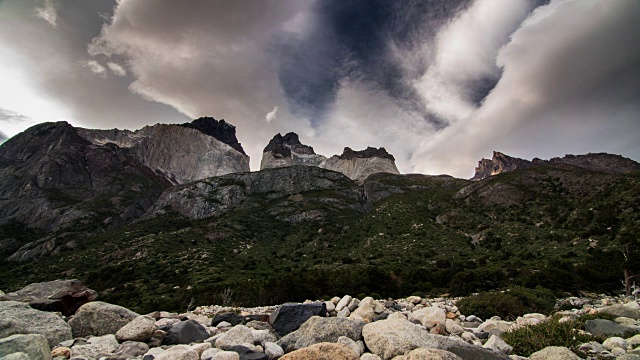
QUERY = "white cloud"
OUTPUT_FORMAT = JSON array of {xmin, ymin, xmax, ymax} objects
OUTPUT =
[
  {"xmin": 35, "ymin": 0, "xmax": 57, "ymax": 27},
  {"xmin": 107, "ymin": 62, "xmax": 127, "ymax": 76},
  {"xmin": 411, "ymin": 0, "xmax": 640, "ymax": 178},
  {"xmin": 82, "ymin": 60, "xmax": 107, "ymax": 77},
  {"xmin": 265, "ymin": 106, "xmax": 279, "ymax": 123}
]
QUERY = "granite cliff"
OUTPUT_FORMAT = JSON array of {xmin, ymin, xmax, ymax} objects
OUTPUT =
[
  {"xmin": 77, "ymin": 117, "xmax": 249, "ymax": 184},
  {"xmin": 321, "ymin": 147, "xmax": 401, "ymax": 183},
  {"xmin": 260, "ymin": 133, "xmax": 326, "ymax": 170}
]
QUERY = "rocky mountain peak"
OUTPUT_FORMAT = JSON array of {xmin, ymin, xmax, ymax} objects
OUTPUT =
[
  {"xmin": 471, "ymin": 151, "xmax": 533, "ymax": 180},
  {"xmin": 260, "ymin": 132, "xmax": 325, "ymax": 170},
  {"xmin": 179, "ymin": 117, "xmax": 246, "ymax": 155},
  {"xmin": 549, "ymin": 153, "xmax": 640, "ymax": 173},
  {"xmin": 338, "ymin": 147, "xmax": 395, "ymax": 161}
]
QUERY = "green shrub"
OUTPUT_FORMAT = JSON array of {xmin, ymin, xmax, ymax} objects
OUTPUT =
[
  {"xmin": 457, "ymin": 286, "xmax": 555, "ymax": 320},
  {"xmin": 502, "ymin": 315, "xmax": 594, "ymax": 357}
]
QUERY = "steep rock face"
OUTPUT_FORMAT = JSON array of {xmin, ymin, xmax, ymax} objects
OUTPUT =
[
  {"xmin": 472, "ymin": 151, "xmax": 640, "ymax": 180},
  {"xmin": 145, "ymin": 166, "xmax": 364, "ymax": 221},
  {"xmin": 320, "ymin": 147, "xmax": 400, "ymax": 183},
  {"xmin": 549, "ymin": 153, "xmax": 640, "ymax": 173},
  {"xmin": 78, "ymin": 118, "xmax": 249, "ymax": 184},
  {"xmin": 0, "ymin": 122, "xmax": 169, "ymax": 259},
  {"xmin": 471, "ymin": 152, "xmax": 533, "ymax": 180},
  {"xmin": 260, "ymin": 132, "xmax": 326, "ymax": 170}
]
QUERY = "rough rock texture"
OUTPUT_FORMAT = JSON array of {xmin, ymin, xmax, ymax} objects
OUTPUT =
[
  {"xmin": 472, "ymin": 151, "xmax": 640, "ymax": 180},
  {"xmin": 146, "ymin": 166, "xmax": 364, "ymax": 221},
  {"xmin": 77, "ymin": 119, "xmax": 249, "ymax": 185},
  {"xmin": 0, "ymin": 301, "xmax": 72, "ymax": 348},
  {"xmin": 269, "ymin": 303, "xmax": 327, "ymax": 337},
  {"xmin": 402, "ymin": 348, "xmax": 463, "ymax": 360},
  {"xmin": 279, "ymin": 342, "xmax": 358, "ymax": 360},
  {"xmin": 362, "ymin": 318, "xmax": 508, "ymax": 360},
  {"xmin": 179, "ymin": 117, "xmax": 246, "ymax": 155},
  {"xmin": 115, "ymin": 315, "xmax": 156, "ymax": 342},
  {"xmin": 0, "ymin": 122, "xmax": 169, "ymax": 246},
  {"xmin": 68, "ymin": 301, "xmax": 140, "ymax": 338},
  {"xmin": 260, "ymin": 133, "xmax": 326, "ymax": 170},
  {"xmin": 471, "ymin": 152, "xmax": 533, "ymax": 180},
  {"xmin": 321, "ymin": 147, "xmax": 400, "ymax": 183},
  {"xmin": 598, "ymin": 304, "xmax": 640, "ymax": 319},
  {"xmin": 162, "ymin": 320, "xmax": 210, "ymax": 345},
  {"xmin": 214, "ymin": 325, "xmax": 254, "ymax": 350},
  {"xmin": 585, "ymin": 319, "xmax": 636, "ymax": 337},
  {"xmin": 0, "ymin": 279, "xmax": 97, "ymax": 316},
  {"xmin": 528, "ymin": 346, "xmax": 580, "ymax": 360},
  {"xmin": 69, "ymin": 334, "xmax": 118, "ymax": 359},
  {"xmin": 0, "ymin": 334, "xmax": 51, "ymax": 360},
  {"xmin": 278, "ymin": 316, "xmax": 364, "ymax": 352},
  {"xmin": 0, "ymin": 279, "xmax": 98, "ymax": 316}
]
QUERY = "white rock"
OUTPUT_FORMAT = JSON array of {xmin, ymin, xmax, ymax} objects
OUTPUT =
[
  {"xmin": 0, "ymin": 334, "xmax": 51, "ymax": 360},
  {"xmin": 529, "ymin": 346, "xmax": 580, "ymax": 360},
  {"xmin": 410, "ymin": 306, "xmax": 446, "ymax": 329},
  {"xmin": 483, "ymin": 335, "xmax": 513, "ymax": 355},
  {"xmin": 359, "ymin": 297, "xmax": 376, "ymax": 310},
  {"xmin": 215, "ymin": 325, "xmax": 254, "ymax": 350},
  {"xmin": 211, "ymin": 351, "xmax": 240, "ymax": 360},
  {"xmin": 628, "ymin": 334, "xmax": 640, "ymax": 347},
  {"xmin": 325, "ymin": 301, "xmax": 336, "ymax": 313},
  {"xmin": 338, "ymin": 307, "xmax": 351, "ymax": 318},
  {"xmin": 611, "ymin": 347, "xmax": 627, "ymax": 356},
  {"xmin": 336, "ymin": 295, "xmax": 353, "ymax": 312},
  {"xmin": 201, "ymin": 348, "xmax": 222, "ymax": 360},
  {"xmin": 604, "ymin": 337, "xmax": 628, "ymax": 350},
  {"xmin": 348, "ymin": 298, "xmax": 361, "ymax": 312},
  {"xmin": 360, "ymin": 353, "xmax": 382, "ymax": 360},
  {"xmin": 264, "ymin": 342, "xmax": 284, "ymax": 360},
  {"xmin": 252, "ymin": 329, "xmax": 278, "ymax": 347},
  {"xmin": 190, "ymin": 342, "xmax": 212, "ymax": 356},
  {"xmin": 445, "ymin": 319, "xmax": 464, "ymax": 335},
  {"xmin": 217, "ymin": 321, "xmax": 232, "ymax": 328},
  {"xmin": 373, "ymin": 302, "xmax": 385, "ymax": 314},
  {"xmin": 407, "ymin": 296, "xmax": 422, "ymax": 304},
  {"xmin": 331, "ymin": 296, "xmax": 341, "ymax": 305},
  {"xmin": 388, "ymin": 313, "xmax": 407, "ymax": 321},
  {"xmin": 338, "ymin": 336, "xmax": 364, "ymax": 356},
  {"xmin": 523, "ymin": 313, "xmax": 547, "ymax": 321},
  {"xmin": 70, "ymin": 334, "xmax": 118, "ymax": 359},
  {"xmin": 115, "ymin": 315, "xmax": 156, "ymax": 342},
  {"xmin": 351, "ymin": 306, "xmax": 376, "ymax": 323}
]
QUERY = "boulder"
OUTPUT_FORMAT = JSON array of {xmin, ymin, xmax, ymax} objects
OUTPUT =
[
  {"xmin": 585, "ymin": 319, "xmax": 635, "ymax": 337},
  {"xmin": 202, "ymin": 348, "xmax": 223, "ymax": 360},
  {"xmin": 163, "ymin": 320, "xmax": 210, "ymax": 345},
  {"xmin": 350, "ymin": 306, "xmax": 375, "ymax": 322},
  {"xmin": 251, "ymin": 329, "xmax": 278, "ymax": 347},
  {"xmin": 154, "ymin": 345, "xmax": 199, "ymax": 360},
  {"xmin": 403, "ymin": 348, "xmax": 463, "ymax": 360},
  {"xmin": 476, "ymin": 320, "xmax": 512, "ymax": 336},
  {"xmin": 264, "ymin": 342, "xmax": 284, "ymax": 360},
  {"xmin": 603, "ymin": 337, "xmax": 628, "ymax": 350},
  {"xmin": 360, "ymin": 354, "xmax": 382, "ymax": 360},
  {"xmin": 529, "ymin": 346, "xmax": 580, "ymax": 360},
  {"xmin": 279, "ymin": 342, "xmax": 358, "ymax": 360},
  {"xmin": 114, "ymin": 341, "xmax": 149, "ymax": 358},
  {"xmin": 598, "ymin": 304, "xmax": 640, "ymax": 320},
  {"xmin": 211, "ymin": 351, "xmax": 241, "ymax": 360},
  {"xmin": 337, "ymin": 336, "xmax": 364, "ymax": 357},
  {"xmin": 277, "ymin": 316, "xmax": 364, "ymax": 352},
  {"xmin": 482, "ymin": 335, "xmax": 512, "ymax": 355},
  {"xmin": 336, "ymin": 296, "xmax": 353, "ymax": 312},
  {"xmin": 269, "ymin": 303, "xmax": 327, "ymax": 336},
  {"xmin": 0, "ymin": 280, "xmax": 97, "ymax": 316},
  {"xmin": 0, "ymin": 301, "xmax": 72, "ymax": 348},
  {"xmin": 215, "ymin": 325, "xmax": 254, "ymax": 350},
  {"xmin": 362, "ymin": 318, "xmax": 508, "ymax": 360},
  {"xmin": 0, "ymin": 334, "xmax": 51, "ymax": 360},
  {"xmin": 212, "ymin": 313, "xmax": 244, "ymax": 327},
  {"xmin": 410, "ymin": 307, "xmax": 446, "ymax": 329},
  {"xmin": 115, "ymin": 315, "xmax": 156, "ymax": 342},
  {"xmin": 51, "ymin": 347, "xmax": 71, "ymax": 358},
  {"xmin": 68, "ymin": 301, "xmax": 139, "ymax": 338},
  {"xmin": 70, "ymin": 334, "xmax": 118, "ymax": 359}
]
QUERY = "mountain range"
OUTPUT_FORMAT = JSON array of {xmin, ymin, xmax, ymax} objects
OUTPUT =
[{"xmin": 0, "ymin": 117, "xmax": 638, "ymax": 313}]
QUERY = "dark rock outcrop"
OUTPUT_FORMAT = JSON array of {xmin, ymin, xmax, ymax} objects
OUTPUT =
[
  {"xmin": 180, "ymin": 117, "xmax": 246, "ymax": 155},
  {"xmin": 321, "ymin": 147, "xmax": 400, "ymax": 182},
  {"xmin": 0, "ymin": 279, "xmax": 97, "ymax": 316},
  {"xmin": 471, "ymin": 151, "xmax": 533, "ymax": 180},
  {"xmin": 162, "ymin": 320, "xmax": 210, "ymax": 345},
  {"xmin": 338, "ymin": 147, "xmax": 395, "ymax": 161},
  {"xmin": 269, "ymin": 303, "xmax": 327, "ymax": 336},
  {"xmin": 260, "ymin": 133, "xmax": 326, "ymax": 170}
]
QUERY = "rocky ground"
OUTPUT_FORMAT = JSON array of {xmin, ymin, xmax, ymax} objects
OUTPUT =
[{"xmin": 1, "ymin": 280, "xmax": 640, "ymax": 360}]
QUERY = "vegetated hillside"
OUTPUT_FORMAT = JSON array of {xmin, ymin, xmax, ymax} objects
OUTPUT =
[{"xmin": 0, "ymin": 164, "xmax": 638, "ymax": 314}]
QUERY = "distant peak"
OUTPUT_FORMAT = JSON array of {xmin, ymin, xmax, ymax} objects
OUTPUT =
[
  {"xmin": 263, "ymin": 132, "xmax": 303, "ymax": 152},
  {"xmin": 180, "ymin": 117, "xmax": 245, "ymax": 155},
  {"xmin": 471, "ymin": 151, "xmax": 532, "ymax": 180},
  {"xmin": 338, "ymin": 147, "xmax": 395, "ymax": 161}
]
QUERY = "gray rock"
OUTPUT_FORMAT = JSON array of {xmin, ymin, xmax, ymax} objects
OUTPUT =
[
  {"xmin": 264, "ymin": 342, "xmax": 283, "ymax": 360},
  {"xmin": 251, "ymin": 329, "xmax": 278, "ymax": 347},
  {"xmin": 70, "ymin": 334, "xmax": 118, "ymax": 359},
  {"xmin": 483, "ymin": 335, "xmax": 513, "ymax": 355},
  {"xmin": 336, "ymin": 296, "xmax": 353, "ymax": 312},
  {"xmin": 585, "ymin": 319, "xmax": 635, "ymax": 337},
  {"xmin": 350, "ymin": 306, "xmax": 375, "ymax": 322},
  {"xmin": 338, "ymin": 308, "xmax": 351, "ymax": 318},
  {"xmin": 0, "ymin": 334, "xmax": 51, "ymax": 360},
  {"xmin": 599, "ymin": 304, "xmax": 640, "ymax": 320},
  {"xmin": 362, "ymin": 318, "xmax": 508, "ymax": 360},
  {"xmin": 269, "ymin": 303, "xmax": 327, "ymax": 336},
  {"xmin": 403, "ymin": 348, "xmax": 463, "ymax": 360},
  {"xmin": 616, "ymin": 355, "xmax": 640, "ymax": 360},
  {"xmin": 348, "ymin": 299, "xmax": 360, "ymax": 312},
  {"xmin": 114, "ymin": 341, "xmax": 149, "ymax": 357},
  {"xmin": 68, "ymin": 301, "xmax": 139, "ymax": 338},
  {"xmin": 163, "ymin": 320, "xmax": 210, "ymax": 345},
  {"xmin": 201, "ymin": 348, "xmax": 223, "ymax": 360},
  {"xmin": 410, "ymin": 307, "xmax": 446, "ymax": 330},
  {"xmin": 115, "ymin": 315, "xmax": 156, "ymax": 342},
  {"xmin": 338, "ymin": 336, "xmax": 364, "ymax": 357},
  {"xmin": 360, "ymin": 354, "xmax": 382, "ymax": 360},
  {"xmin": 529, "ymin": 346, "xmax": 580, "ymax": 360},
  {"xmin": 278, "ymin": 316, "xmax": 365, "ymax": 352},
  {"xmin": 154, "ymin": 345, "xmax": 199, "ymax": 360},
  {"xmin": 0, "ymin": 280, "xmax": 97, "ymax": 317},
  {"xmin": 215, "ymin": 325, "xmax": 254, "ymax": 350},
  {"xmin": 0, "ymin": 301, "xmax": 72, "ymax": 348},
  {"xmin": 603, "ymin": 337, "xmax": 628, "ymax": 350}
]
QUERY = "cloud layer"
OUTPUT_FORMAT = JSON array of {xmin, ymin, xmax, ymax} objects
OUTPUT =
[{"xmin": 1, "ymin": 0, "xmax": 638, "ymax": 178}]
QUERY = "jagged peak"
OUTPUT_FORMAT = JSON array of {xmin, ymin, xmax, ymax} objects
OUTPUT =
[
  {"xmin": 337, "ymin": 147, "xmax": 395, "ymax": 161},
  {"xmin": 263, "ymin": 132, "xmax": 316, "ymax": 156},
  {"xmin": 471, "ymin": 151, "xmax": 532, "ymax": 180},
  {"xmin": 180, "ymin": 117, "xmax": 246, "ymax": 155}
]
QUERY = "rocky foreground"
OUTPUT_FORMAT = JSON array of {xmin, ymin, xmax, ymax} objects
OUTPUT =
[{"xmin": 1, "ymin": 281, "xmax": 640, "ymax": 360}]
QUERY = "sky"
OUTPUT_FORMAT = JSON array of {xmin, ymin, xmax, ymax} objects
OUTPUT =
[{"xmin": 0, "ymin": 0, "xmax": 638, "ymax": 178}]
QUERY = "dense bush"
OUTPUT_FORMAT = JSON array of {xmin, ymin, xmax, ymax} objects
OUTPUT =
[
  {"xmin": 457, "ymin": 286, "xmax": 555, "ymax": 320},
  {"xmin": 502, "ymin": 315, "xmax": 594, "ymax": 357}
]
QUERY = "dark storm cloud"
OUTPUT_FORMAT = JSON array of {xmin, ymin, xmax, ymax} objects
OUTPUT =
[{"xmin": 277, "ymin": 0, "xmax": 472, "ymax": 128}]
